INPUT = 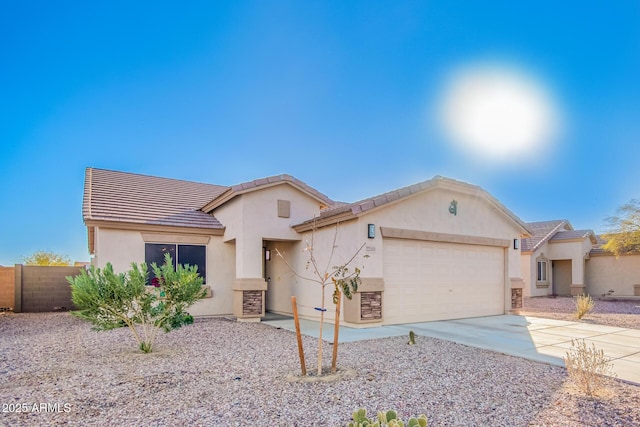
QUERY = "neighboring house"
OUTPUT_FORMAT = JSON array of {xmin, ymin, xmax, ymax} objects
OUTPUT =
[
  {"xmin": 521, "ymin": 220, "xmax": 640, "ymax": 298},
  {"xmin": 587, "ymin": 236, "xmax": 640, "ymax": 298},
  {"xmin": 83, "ymin": 168, "xmax": 531, "ymax": 326}
]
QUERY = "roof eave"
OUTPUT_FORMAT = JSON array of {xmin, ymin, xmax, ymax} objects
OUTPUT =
[
  {"xmin": 201, "ymin": 181, "xmax": 333, "ymax": 213},
  {"xmin": 85, "ymin": 219, "xmax": 226, "ymax": 236},
  {"xmin": 293, "ymin": 212, "xmax": 358, "ymax": 232}
]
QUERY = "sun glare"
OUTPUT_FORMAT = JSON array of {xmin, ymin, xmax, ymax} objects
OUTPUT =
[{"xmin": 438, "ymin": 63, "xmax": 561, "ymax": 162}]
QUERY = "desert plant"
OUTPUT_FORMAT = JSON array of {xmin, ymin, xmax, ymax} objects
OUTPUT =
[
  {"xmin": 602, "ymin": 199, "xmax": 640, "ymax": 255},
  {"xmin": 574, "ymin": 293, "xmax": 595, "ymax": 319},
  {"xmin": 68, "ymin": 254, "xmax": 206, "ymax": 353},
  {"xmin": 564, "ymin": 339, "xmax": 616, "ymax": 397},
  {"xmin": 408, "ymin": 330, "xmax": 416, "ymax": 345},
  {"xmin": 348, "ymin": 408, "xmax": 428, "ymax": 427},
  {"xmin": 21, "ymin": 250, "xmax": 71, "ymax": 266}
]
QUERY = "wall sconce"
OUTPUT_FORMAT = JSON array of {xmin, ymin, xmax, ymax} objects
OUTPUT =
[
  {"xmin": 368, "ymin": 224, "xmax": 375, "ymax": 239},
  {"xmin": 265, "ymin": 249, "xmax": 271, "ymax": 261},
  {"xmin": 513, "ymin": 239, "xmax": 520, "ymax": 250}
]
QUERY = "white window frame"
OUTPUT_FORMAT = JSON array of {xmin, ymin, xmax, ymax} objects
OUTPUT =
[{"xmin": 537, "ymin": 260, "xmax": 547, "ymax": 282}]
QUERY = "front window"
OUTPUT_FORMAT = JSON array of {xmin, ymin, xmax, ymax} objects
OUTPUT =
[
  {"xmin": 145, "ymin": 243, "xmax": 206, "ymax": 284},
  {"xmin": 537, "ymin": 261, "xmax": 547, "ymax": 282}
]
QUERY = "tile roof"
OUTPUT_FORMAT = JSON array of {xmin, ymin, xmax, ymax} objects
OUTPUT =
[
  {"xmin": 549, "ymin": 229, "xmax": 595, "ymax": 242},
  {"xmin": 590, "ymin": 235, "xmax": 609, "ymax": 255},
  {"xmin": 311, "ymin": 179, "xmax": 440, "ymax": 219},
  {"xmin": 520, "ymin": 220, "xmax": 570, "ymax": 252},
  {"xmin": 201, "ymin": 174, "xmax": 334, "ymax": 212},
  {"xmin": 83, "ymin": 168, "xmax": 227, "ymax": 229},
  {"xmin": 295, "ymin": 175, "xmax": 531, "ymax": 235}
]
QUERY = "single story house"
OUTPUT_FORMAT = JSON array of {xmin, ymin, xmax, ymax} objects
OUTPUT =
[
  {"xmin": 521, "ymin": 220, "xmax": 640, "ymax": 298},
  {"xmin": 83, "ymin": 167, "xmax": 532, "ymax": 326}
]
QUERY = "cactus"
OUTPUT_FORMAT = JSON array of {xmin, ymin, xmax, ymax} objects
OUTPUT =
[
  {"xmin": 408, "ymin": 330, "xmax": 416, "ymax": 345},
  {"xmin": 347, "ymin": 408, "xmax": 427, "ymax": 427},
  {"xmin": 408, "ymin": 416, "xmax": 428, "ymax": 427},
  {"xmin": 379, "ymin": 410, "xmax": 398, "ymax": 423}
]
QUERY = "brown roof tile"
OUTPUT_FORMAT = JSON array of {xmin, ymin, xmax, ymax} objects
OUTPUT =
[
  {"xmin": 84, "ymin": 168, "xmax": 227, "ymax": 229},
  {"xmin": 202, "ymin": 174, "xmax": 334, "ymax": 212},
  {"xmin": 294, "ymin": 176, "xmax": 530, "ymax": 235},
  {"xmin": 521, "ymin": 220, "xmax": 570, "ymax": 252},
  {"xmin": 549, "ymin": 229, "xmax": 595, "ymax": 242}
]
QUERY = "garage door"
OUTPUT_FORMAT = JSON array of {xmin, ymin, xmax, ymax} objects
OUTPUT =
[{"xmin": 383, "ymin": 239, "xmax": 505, "ymax": 324}]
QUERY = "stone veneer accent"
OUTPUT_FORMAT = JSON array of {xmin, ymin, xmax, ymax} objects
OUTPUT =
[
  {"xmin": 344, "ymin": 278, "xmax": 384, "ymax": 324},
  {"xmin": 360, "ymin": 291, "xmax": 382, "ymax": 321},
  {"xmin": 242, "ymin": 290, "xmax": 262, "ymax": 316},
  {"xmin": 511, "ymin": 288, "xmax": 523, "ymax": 309}
]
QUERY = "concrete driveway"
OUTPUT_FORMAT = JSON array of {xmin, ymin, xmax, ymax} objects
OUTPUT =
[{"xmin": 263, "ymin": 314, "xmax": 640, "ymax": 384}]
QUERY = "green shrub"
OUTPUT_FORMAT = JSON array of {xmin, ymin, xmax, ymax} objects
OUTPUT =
[
  {"xmin": 564, "ymin": 339, "xmax": 616, "ymax": 397},
  {"xmin": 68, "ymin": 254, "xmax": 206, "ymax": 353},
  {"xmin": 574, "ymin": 294, "xmax": 595, "ymax": 319},
  {"xmin": 348, "ymin": 408, "xmax": 427, "ymax": 427}
]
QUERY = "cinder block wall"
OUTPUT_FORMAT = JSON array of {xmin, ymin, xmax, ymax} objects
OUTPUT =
[
  {"xmin": 0, "ymin": 267, "xmax": 15, "ymax": 309},
  {"xmin": 15, "ymin": 265, "xmax": 84, "ymax": 312}
]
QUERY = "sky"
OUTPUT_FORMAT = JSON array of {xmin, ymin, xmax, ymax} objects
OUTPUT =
[{"xmin": 1, "ymin": 1, "xmax": 639, "ymax": 265}]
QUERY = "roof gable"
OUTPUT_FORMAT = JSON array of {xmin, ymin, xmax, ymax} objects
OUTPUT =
[
  {"xmin": 200, "ymin": 174, "xmax": 334, "ymax": 213},
  {"xmin": 549, "ymin": 229, "xmax": 598, "ymax": 244},
  {"xmin": 520, "ymin": 220, "xmax": 571, "ymax": 253},
  {"xmin": 294, "ymin": 175, "xmax": 531, "ymax": 236}
]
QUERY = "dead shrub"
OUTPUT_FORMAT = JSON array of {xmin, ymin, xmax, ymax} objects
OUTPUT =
[
  {"xmin": 564, "ymin": 339, "xmax": 616, "ymax": 397},
  {"xmin": 574, "ymin": 293, "xmax": 594, "ymax": 319}
]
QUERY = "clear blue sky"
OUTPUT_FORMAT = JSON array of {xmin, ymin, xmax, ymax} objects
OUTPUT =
[{"xmin": 1, "ymin": 1, "xmax": 639, "ymax": 265}]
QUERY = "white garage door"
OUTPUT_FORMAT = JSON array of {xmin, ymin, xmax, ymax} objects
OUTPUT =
[{"xmin": 383, "ymin": 239, "xmax": 505, "ymax": 324}]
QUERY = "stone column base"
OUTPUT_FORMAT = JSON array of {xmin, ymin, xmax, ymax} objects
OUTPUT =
[
  {"xmin": 232, "ymin": 278, "xmax": 267, "ymax": 320},
  {"xmin": 570, "ymin": 284, "xmax": 587, "ymax": 296},
  {"xmin": 343, "ymin": 278, "xmax": 384, "ymax": 325}
]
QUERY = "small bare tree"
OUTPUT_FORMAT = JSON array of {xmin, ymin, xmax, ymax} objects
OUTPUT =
[{"xmin": 276, "ymin": 222, "xmax": 367, "ymax": 376}]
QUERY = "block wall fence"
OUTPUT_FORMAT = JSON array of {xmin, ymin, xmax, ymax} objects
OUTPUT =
[
  {"xmin": 1, "ymin": 265, "xmax": 84, "ymax": 312},
  {"xmin": 0, "ymin": 267, "xmax": 14, "ymax": 309}
]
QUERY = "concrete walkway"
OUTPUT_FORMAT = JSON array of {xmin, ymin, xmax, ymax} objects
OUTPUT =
[{"xmin": 262, "ymin": 314, "xmax": 640, "ymax": 385}]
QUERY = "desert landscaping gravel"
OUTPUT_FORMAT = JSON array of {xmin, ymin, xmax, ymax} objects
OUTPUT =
[
  {"xmin": 520, "ymin": 296, "xmax": 640, "ymax": 329},
  {"xmin": 1, "ymin": 305, "xmax": 639, "ymax": 426}
]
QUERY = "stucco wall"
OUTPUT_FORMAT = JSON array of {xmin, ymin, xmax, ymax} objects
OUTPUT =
[
  {"xmin": 521, "ymin": 254, "xmax": 533, "ymax": 297},
  {"xmin": 189, "ymin": 236, "xmax": 236, "ymax": 316},
  {"xmin": 268, "ymin": 220, "xmax": 366, "ymax": 322},
  {"xmin": 93, "ymin": 227, "xmax": 235, "ymax": 316},
  {"xmin": 213, "ymin": 184, "xmax": 323, "ymax": 279},
  {"xmin": 525, "ymin": 238, "xmax": 593, "ymax": 298},
  {"xmin": 526, "ymin": 246, "xmax": 552, "ymax": 297},
  {"xmin": 94, "ymin": 228, "xmax": 145, "ymax": 271},
  {"xmin": 586, "ymin": 254, "xmax": 640, "ymax": 297},
  {"xmin": 278, "ymin": 186, "xmax": 525, "ymax": 323},
  {"xmin": 548, "ymin": 240, "xmax": 590, "ymax": 285},
  {"xmin": 360, "ymin": 187, "xmax": 523, "ymax": 280}
]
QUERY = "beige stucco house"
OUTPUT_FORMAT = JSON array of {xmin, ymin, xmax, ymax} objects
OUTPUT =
[
  {"xmin": 521, "ymin": 220, "xmax": 640, "ymax": 298},
  {"xmin": 83, "ymin": 167, "xmax": 532, "ymax": 326}
]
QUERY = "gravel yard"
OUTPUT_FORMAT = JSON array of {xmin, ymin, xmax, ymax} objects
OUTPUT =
[
  {"xmin": 520, "ymin": 296, "xmax": 640, "ymax": 329},
  {"xmin": 1, "ymin": 308, "xmax": 639, "ymax": 426}
]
